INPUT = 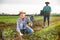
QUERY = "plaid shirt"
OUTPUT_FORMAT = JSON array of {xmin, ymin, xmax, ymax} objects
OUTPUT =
[{"xmin": 16, "ymin": 16, "xmax": 29, "ymax": 33}]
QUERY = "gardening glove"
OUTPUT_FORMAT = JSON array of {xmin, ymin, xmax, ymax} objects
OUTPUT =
[{"xmin": 20, "ymin": 33, "xmax": 23, "ymax": 36}]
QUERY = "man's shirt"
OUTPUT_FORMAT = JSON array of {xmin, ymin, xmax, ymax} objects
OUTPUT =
[
  {"xmin": 43, "ymin": 6, "xmax": 51, "ymax": 12},
  {"xmin": 43, "ymin": 6, "xmax": 51, "ymax": 15}
]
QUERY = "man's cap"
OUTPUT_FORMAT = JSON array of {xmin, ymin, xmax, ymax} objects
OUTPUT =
[
  {"xmin": 18, "ymin": 12, "xmax": 26, "ymax": 15},
  {"xmin": 45, "ymin": 2, "xmax": 50, "ymax": 4}
]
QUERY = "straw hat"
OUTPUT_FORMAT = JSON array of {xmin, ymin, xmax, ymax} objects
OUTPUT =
[
  {"xmin": 45, "ymin": 2, "xmax": 50, "ymax": 4},
  {"xmin": 18, "ymin": 12, "xmax": 26, "ymax": 15}
]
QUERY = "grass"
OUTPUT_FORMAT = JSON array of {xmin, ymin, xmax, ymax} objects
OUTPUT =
[
  {"xmin": 34, "ymin": 16, "xmax": 43, "ymax": 20},
  {"xmin": 0, "ymin": 15, "xmax": 60, "ymax": 40},
  {"xmin": 26, "ymin": 22, "xmax": 60, "ymax": 40},
  {"xmin": 0, "ymin": 16, "xmax": 43, "ymax": 23},
  {"xmin": 0, "ymin": 16, "xmax": 18, "ymax": 23},
  {"xmin": 0, "ymin": 15, "xmax": 60, "ymax": 23}
]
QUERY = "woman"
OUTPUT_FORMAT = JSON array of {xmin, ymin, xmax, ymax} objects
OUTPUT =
[{"xmin": 16, "ymin": 12, "xmax": 34, "ymax": 36}]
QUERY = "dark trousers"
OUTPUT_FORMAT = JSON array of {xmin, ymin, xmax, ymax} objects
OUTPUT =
[{"xmin": 43, "ymin": 15, "xmax": 50, "ymax": 26}]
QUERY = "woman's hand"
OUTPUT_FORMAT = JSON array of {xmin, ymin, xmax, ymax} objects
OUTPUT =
[{"xmin": 20, "ymin": 33, "xmax": 23, "ymax": 36}]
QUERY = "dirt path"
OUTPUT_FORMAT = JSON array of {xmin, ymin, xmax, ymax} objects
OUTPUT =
[{"xmin": 33, "ymin": 17, "xmax": 60, "ymax": 31}]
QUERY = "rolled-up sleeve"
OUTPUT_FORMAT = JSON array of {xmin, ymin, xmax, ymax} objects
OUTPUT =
[
  {"xmin": 16, "ymin": 20, "xmax": 21, "ymax": 33},
  {"xmin": 26, "ymin": 17, "xmax": 33, "ymax": 26}
]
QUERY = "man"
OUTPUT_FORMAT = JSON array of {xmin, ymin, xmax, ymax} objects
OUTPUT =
[
  {"xmin": 30, "ymin": 15, "xmax": 34, "ymax": 22},
  {"xmin": 16, "ymin": 12, "xmax": 34, "ymax": 36},
  {"xmin": 30, "ymin": 15, "xmax": 34, "ymax": 26},
  {"xmin": 43, "ymin": 2, "xmax": 51, "ymax": 26}
]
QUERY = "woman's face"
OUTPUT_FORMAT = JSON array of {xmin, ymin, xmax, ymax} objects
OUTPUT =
[{"xmin": 19, "ymin": 13, "xmax": 26, "ymax": 19}]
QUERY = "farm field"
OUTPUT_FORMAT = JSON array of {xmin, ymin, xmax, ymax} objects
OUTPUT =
[
  {"xmin": 0, "ymin": 16, "xmax": 42, "ymax": 23},
  {"xmin": 0, "ymin": 16, "xmax": 60, "ymax": 40}
]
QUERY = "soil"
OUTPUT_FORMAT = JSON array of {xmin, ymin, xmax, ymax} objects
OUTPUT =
[{"xmin": 0, "ymin": 17, "xmax": 60, "ymax": 40}]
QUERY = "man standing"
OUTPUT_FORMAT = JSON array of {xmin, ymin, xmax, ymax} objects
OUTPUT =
[
  {"xmin": 16, "ymin": 12, "xmax": 34, "ymax": 36},
  {"xmin": 43, "ymin": 2, "xmax": 51, "ymax": 26}
]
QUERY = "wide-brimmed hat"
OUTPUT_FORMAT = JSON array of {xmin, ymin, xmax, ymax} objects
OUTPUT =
[
  {"xmin": 45, "ymin": 2, "xmax": 50, "ymax": 4},
  {"xmin": 18, "ymin": 12, "xmax": 26, "ymax": 15}
]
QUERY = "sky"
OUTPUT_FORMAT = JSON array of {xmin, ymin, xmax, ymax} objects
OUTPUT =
[{"xmin": 0, "ymin": 0, "xmax": 60, "ymax": 14}]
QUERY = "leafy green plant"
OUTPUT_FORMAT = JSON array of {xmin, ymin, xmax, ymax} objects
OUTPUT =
[
  {"xmin": 25, "ymin": 22, "xmax": 60, "ymax": 40},
  {"xmin": 2, "ymin": 28, "xmax": 16, "ymax": 39}
]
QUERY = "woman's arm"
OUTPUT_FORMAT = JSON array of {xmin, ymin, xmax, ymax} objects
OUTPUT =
[{"xmin": 16, "ymin": 20, "xmax": 23, "ymax": 36}]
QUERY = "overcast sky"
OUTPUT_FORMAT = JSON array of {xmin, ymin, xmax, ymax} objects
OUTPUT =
[{"xmin": 0, "ymin": 0, "xmax": 60, "ymax": 14}]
